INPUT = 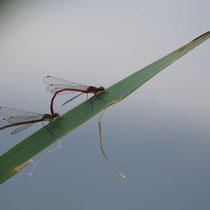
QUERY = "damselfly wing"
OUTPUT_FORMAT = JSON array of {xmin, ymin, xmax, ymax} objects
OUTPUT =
[
  {"xmin": 43, "ymin": 76, "xmax": 105, "ymax": 115},
  {"xmin": 0, "ymin": 106, "xmax": 57, "ymax": 135}
]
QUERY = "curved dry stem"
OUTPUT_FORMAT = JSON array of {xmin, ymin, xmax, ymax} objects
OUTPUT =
[{"xmin": 98, "ymin": 99, "xmax": 126, "ymax": 180}]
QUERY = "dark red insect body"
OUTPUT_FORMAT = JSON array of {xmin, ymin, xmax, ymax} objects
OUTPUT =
[
  {"xmin": 0, "ymin": 106, "xmax": 59, "ymax": 135},
  {"xmin": 50, "ymin": 86, "xmax": 105, "ymax": 116}
]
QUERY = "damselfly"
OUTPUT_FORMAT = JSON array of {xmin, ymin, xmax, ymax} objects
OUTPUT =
[
  {"xmin": 0, "ymin": 106, "xmax": 59, "ymax": 135},
  {"xmin": 43, "ymin": 76, "xmax": 105, "ymax": 115}
]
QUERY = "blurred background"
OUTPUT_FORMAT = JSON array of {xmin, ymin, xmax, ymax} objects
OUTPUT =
[{"xmin": 0, "ymin": 0, "xmax": 210, "ymax": 209}]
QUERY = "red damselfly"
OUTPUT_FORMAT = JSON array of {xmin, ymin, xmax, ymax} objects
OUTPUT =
[
  {"xmin": 0, "ymin": 106, "xmax": 59, "ymax": 135},
  {"xmin": 43, "ymin": 76, "xmax": 105, "ymax": 116}
]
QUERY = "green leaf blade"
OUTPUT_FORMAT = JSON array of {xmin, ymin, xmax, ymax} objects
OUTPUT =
[{"xmin": 0, "ymin": 31, "xmax": 209, "ymax": 184}]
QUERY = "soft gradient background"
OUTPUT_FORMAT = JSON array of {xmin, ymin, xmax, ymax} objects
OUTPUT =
[{"xmin": 0, "ymin": 0, "xmax": 210, "ymax": 209}]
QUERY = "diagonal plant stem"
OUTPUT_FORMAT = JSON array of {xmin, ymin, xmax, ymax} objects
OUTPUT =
[{"xmin": 0, "ymin": 31, "xmax": 209, "ymax": 184}]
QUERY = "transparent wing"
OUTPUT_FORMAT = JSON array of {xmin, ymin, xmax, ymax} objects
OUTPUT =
[
  {"xmin": 0, "ymin": 118, "xmax": 8, "ymax": 126},
  {"xmin": 0, "ymin": 108, "xmax": 44, "ymax": 134},
  {"xmin": 43, "ymin": 76, "xmax": 89, "ymax": 94},
  {"xmin": 43, "ymin": 75, "xmax": 88, "ymax": 87},
  {"xmin": 11, "ymin": 124, "xmax": 34, "ymax": 135},
  {"xmin": 0, "ymin": 106, "xmax": 41, "ymax": 118},
  {"xmin": 7, "ymin": 114, "xmax": 44, "ymax": 124},
  {"xmin": 47, "ymin": 84, "xmax": 88, "ymax": 95},
  {"xmin": 46, "ymin": 84, "xmax": 76, "ymax": 95}
]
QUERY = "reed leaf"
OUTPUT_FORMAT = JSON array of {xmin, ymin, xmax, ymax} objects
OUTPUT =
[{"xmin": 0, "ymin": 31, "xmax": 209, "ymax": 184}]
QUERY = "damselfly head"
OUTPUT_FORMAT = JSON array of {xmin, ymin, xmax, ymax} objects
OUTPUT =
[
  {"xmin": 99, "ymin": 86, "xmax": 105, "ymax": 92},
  {"xmin": 43, "ymin": 114, "xmax": 53, "ymax": 120},
  {"xmin": 44, "ymin": 113, "xmax": 59, "ymax": 120},
  {"xmin": 53, "ymin": 113, "xmax": 60, "ymax": 118}
]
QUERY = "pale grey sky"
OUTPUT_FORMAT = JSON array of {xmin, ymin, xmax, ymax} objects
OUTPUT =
[{"xmin": 0, "ymin": 1, "xmax": 210, "ymax": 210}]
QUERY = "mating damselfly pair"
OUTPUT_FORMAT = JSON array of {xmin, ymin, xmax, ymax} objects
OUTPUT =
[
  {"xmin": 0, "ymin": 76, "xmax": 105, "ymax": 135},
  {"xmin": 1, "ymin": 76, "xmax": 125, "ymax": 179}
]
